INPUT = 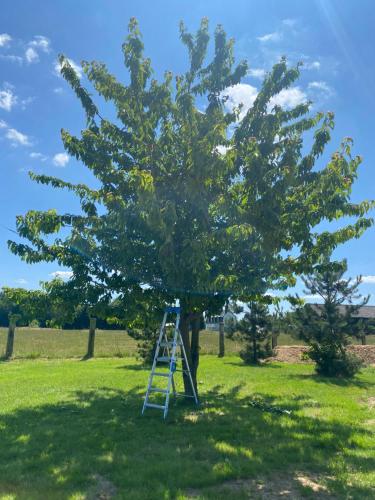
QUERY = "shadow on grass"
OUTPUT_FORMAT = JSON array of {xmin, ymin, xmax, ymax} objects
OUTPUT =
[
  {"xmin": 223, "ymin": 360, "xmax": 282, "ymax": 369},
  {"xmin": 0, "ymin": 385, "xmax": 373, "ymax": 499},
  {"xmin": 287, "ymin": 372, "xmax": 373, "ymax": 388}
]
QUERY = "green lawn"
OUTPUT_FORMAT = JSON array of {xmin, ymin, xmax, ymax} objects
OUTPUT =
[
  {"xmin": 1, "ymin": 327, "xmax": 373, "ymax": 361},
  {"xmin": 0, "ymin": 357, "xmax": 374, "ymax": 499}
]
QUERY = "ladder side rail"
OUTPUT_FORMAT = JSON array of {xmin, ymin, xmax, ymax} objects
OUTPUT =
[
  {"xmin": 163, "ymin": 312, "xmax": 180, "ymax": 418},
  {"xmin": 179, "ymin": 328, "xmax": 199, "ymax": 405},
  {"xmin": 142, "ymin": 311, "xmax": 168, "ymax": 414},
  {"xmin": 162, "ymin": 319, "xmax": 177, "ymax": 399}
]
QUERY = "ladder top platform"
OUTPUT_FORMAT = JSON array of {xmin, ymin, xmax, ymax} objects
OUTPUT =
[{"xmin": 165, "ymin": 306, "xmax": 181, "ymax": 313}]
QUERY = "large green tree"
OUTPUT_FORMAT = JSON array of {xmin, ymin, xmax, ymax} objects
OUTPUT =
[{"xmin": 9, "ymin": 19, "xmax": 373, "ymax": 393}]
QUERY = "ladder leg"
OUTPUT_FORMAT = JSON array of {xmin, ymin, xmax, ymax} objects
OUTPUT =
[
  {"xmin": 142, "ymin": 311, "xmax": 168, "ymax": 415},
  {"xmin": 179, "ymin": 330, "xmax": 199, "ymax": 405}
]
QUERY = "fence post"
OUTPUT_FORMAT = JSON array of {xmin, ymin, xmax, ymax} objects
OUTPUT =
[
  {"xmin": 272, "ymin": 333, "xmax": 278, "ymax": 349},
  {"xmin": 218, "ymin": 317, "xmax": 225, "ymax": 358},
  {"xmin": 86, "ymin": 317, "xmax": 97, "ymax": 359},
  {"xmin": 5, "ymin": 317, "xmax": 16, "ymax": 360}
]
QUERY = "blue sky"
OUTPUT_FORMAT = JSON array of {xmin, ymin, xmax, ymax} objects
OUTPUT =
[{"xmin": 0, "ymin": 0, "xmax": 374, "ymax": 302}]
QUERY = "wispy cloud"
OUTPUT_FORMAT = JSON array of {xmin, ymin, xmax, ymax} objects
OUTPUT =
[
  {"xmin": 304, "ymin": 60, "xmax": 321, "ymax": 70},
  {"xmin": 53, "ymin": 87, "xmax": 64, "ymax": 94},
  {"xmin": 29, "ymin": 35, "xmax": 50, "ymax": 53},
  {"xmin": 50, "ymin": 270, "xmax": 73, "ymax": 280},
  {"xmin": 257, "ymin": 32, "xmax": 282, "ymax": 43},
  {"xmin": 54, "ymin": 58, "xmax": 82, "ymax": 79},
  {"xmin": 362, "ymin": 275, "xmax": 375, "ymax": 284},
  {"xmin": 5, "ymin": 127, "xmax": 32, "ymax": 146},
  {"xmin": 53, "ymin": 152, "xmax": 69, "ymax": 167},
  {"xmin": 30, "ymin": 152, "xmax": 47, "ymax": 161},
  {"xmin": 0, "ymin": 85, "xmax": 17, "ymax": 111},
  {"xmin": 0, "ymin": 54, "xmax": 23, "ymax": 64},
  {"xmin": 0, "ymin": 33, "xmax": 12, "ymax": 47},
  {"xmin": 25, "ymin": 47, "xmax": 39, "ymax": 63},
  {"xmin": 247, "ymin": 68, "xmax": 266, "ymax": 79},
  {"xmin": 15, "ymin": 278, "xmax": 28, "ymax": 285},
  {"xmin": 282, "ymin": 19, "xmax": 297, "ymax": 28}
]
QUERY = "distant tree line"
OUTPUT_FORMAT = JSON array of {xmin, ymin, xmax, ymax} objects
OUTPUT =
[{"xmin": 0, "ymin": 279, "xmax": 123, "ymax": 330}]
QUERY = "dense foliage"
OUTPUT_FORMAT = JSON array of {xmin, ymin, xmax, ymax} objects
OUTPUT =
[
  {"xmin": 8, "ymin": 18, "xmax": 373, "ymax": 391},
  {"xmin": 292, "ymin": 259, "xmax": 367, "ymax": 377}
]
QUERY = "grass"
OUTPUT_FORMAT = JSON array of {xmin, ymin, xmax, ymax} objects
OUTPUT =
[
  {"xmin": 1, "ymin": 327, "xmax": 373, "ymax": 360},
  {"xmin": 0, "ymin": 356, "xmax": 374, "ymax": 499}
]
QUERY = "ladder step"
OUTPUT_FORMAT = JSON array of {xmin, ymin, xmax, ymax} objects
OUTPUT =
[
  {"xmin": 175, "ymin": 368, "xmax": 188, "ymax": 373},
  {"xmin": 149, "ymin": 387, "xmax": 168, "ymax": 394},
  {"xmin": 160, "ymin": 341, "xmax": 179, "ymax": 347},
  {"xmin": 145, "ymin": 403, "xmax": 166, "ymax": 410},
  {"xmin": 157, "ymin": 356, "xmax": 171, "ymax": 362},
  {"xmin": 153, "ymin": 372, "xmax": 170, "ymax": 377}
]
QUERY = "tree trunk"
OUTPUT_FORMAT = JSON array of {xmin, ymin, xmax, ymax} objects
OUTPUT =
[
  {"xmin": 253, "ymin": 337, "xmax": 257, "ymax": 364},
  {"xmin": 5, "ymin": 318, "xmax": 16, "ymax": 359},
  {"xmin": 190, "ymin": 314, "xmax": 200, "ymax": 395},
  {"xmin": 179, "ymin": 310, "xmax": 200, "ymax": 398},
  {"xmin": 272, "ymin": 333, "xmax": 278, "ymax": 349},
  {"xmin": 85, "ymin": 317, "xmax": 96, "ymax": 359},
  {"xmin": 218, "ymin": 317, "xmax": 225, "ymax": 357},
  {"xmin": 361, "ymin": 334, "xmax": 366, "ymax": 345}
]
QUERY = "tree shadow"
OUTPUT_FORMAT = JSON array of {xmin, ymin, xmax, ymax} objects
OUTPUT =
[
  {"xmin": 0, "ymin": 384, "xmax": 373, "ymax": 499},
  {"xmin": 223, "ymin": 360, "xmax": 282, "ymax": 369},
  {"xmin": 287, "ymin": 372, "xmax": 373, "ymax": 388}
]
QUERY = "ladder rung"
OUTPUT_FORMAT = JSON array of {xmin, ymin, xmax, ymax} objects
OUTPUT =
[
  {"xmin": 157, "ymin": 356, "xmax": 171, "ymax": 362},
  {"xmin": 149, "ymin": 387, "xmax": 168, "ymax": 394},
  {"xmin": 153, "ymin": 372, "xmax": 170, "ymax": 377},
  {"xmin": 160, "ymin": 341, "xmax": 179, "ymax": 347},
  {"xmin": 145, "ymin": 403, "xmax": 165, "ymax": 410},
  {"xmin": 175, "ymin": 368, "xmax": 188, "ymax": 373}
]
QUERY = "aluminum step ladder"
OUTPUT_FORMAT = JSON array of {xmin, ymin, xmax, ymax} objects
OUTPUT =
[{"xmin": 142, "ymin": 306, "xmax": 199, "ymax": 418}]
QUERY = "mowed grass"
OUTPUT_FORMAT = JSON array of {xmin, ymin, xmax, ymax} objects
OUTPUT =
[
  {"xmin": 0, "ymin": 357, "xmax": 374, "ymax": 499},
  {"xmin": 0, "ymin": 327, "xmax": 373, "ymax": 360}
]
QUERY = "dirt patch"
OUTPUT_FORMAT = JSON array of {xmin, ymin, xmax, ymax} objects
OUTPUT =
[
  {"xmin": 366, "ymin": 397, "xmax": 375, "ymax": 409},
  {"xmin": 269, "ymin": 345, "xmax": 375, "ymax": 365},
  {"xmin": 87, "ymin": 474, "xmax": 117, "ymax": 500},
  {"xmin": 185, "ymin": 473, "xmax": 334, "ymax": 499}
]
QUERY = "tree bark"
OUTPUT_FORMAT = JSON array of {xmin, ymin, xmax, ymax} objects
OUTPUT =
[
  {"xmin": 85, "ymin": 317, "xmax": 96, "ymax": 359},
  {"xmin": 253, "ymin": 337, "xmax": 257, "ymax": 364},
  {"xmin": 5, "ymin": 318, "xmax": 16, "ymax": 360},
  {"xmin": 272, "ymin": 333, "xmax": 278, "ymax": 349},
  {"xmin": 190, "ymin": 313, "xmax": 200, "ymax": 395},
  {"xmin": 361, "ymin": 334, "xmax": 366, "ymax": 345},
  {"xmin": 218, "ymin": 317, "xmax": 225, "ymax": 357},
  {"xmin": 179, "ymin": 309, "xmax": 200, "ymax": 398}
]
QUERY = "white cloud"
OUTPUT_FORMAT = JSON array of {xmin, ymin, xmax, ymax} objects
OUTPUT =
[
  {"xmin": 53, "ymin": 87, "xmax": 64, "ymax": 94},
  {"xmin": 282, "ymin": 19, "xmax": 297, "ymax": 28},
  {"xmin": 308, "ymin": 80, "xmax": 332, "ymax": 92},
  {"xmin": 257, "ymin": 32, "xmax": 282, "ymax": 43},
  {"xmin": 30, "ymin": 152, "xmax": 47, "ymax": 161},
  {"xmin": 222, "ymin": 83, "xmax": 258, "ymax": 119},
  {"xmin": 53, "ymin": 152, "xmax": 69, "ymax": 167},
  {"xmin": 216, "ymin": 145, "xmax": 231, "ymax": 155},
  {"xmin": 5, "ymin": 127, "xmax": 31, "ymax": 146},
  {"xmin": 304, "ymin": 60, "xmax": 321, "ymax": 70},
  {"xmin": 0, "ymin": 86, "xmax": 17, "ymax": 111},
  {"xmin": 50, "ymin": 271, "xmax": 73, "ymax": 280},
  {"xmin": 0, "ymin": 33, "xmax": 12, "ymax": 47},
  {"xmin": 0, "ymin": 119, "xmax": 7, "ymax": 128},
  {"xmin": 302, "ymin": 294, "xmax": 322, "ymax": 301},
  {"xmin": 29, "ymin": 35, "xmax": 50, "ymax": 53},
  {"xmin": 15, "ymin": 278, "xmax": 28, "ymax": 285},
  {"xmin": 362, "ymin": 275, "xmax": 375, "ymax": 284},
  {"xmin": 54, "ymin": 58, "xmax": 82, "ymax": 79},
  {"xmin": 0, "ymin": 54, "xmax": 23, "ymax": 64},
  {"xmin": 25, "ymin": 47, "xmax": 39, "ymax": 63},
  {"xmin": 247, "ymin": 68, "xmax": 266, "ymax": 79},
  {"xmin": 270, "ymin": 86, "xmax": 307, "ymax": 109}
]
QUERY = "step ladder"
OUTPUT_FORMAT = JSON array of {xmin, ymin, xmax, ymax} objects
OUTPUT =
[{"xmin": 142, "ymin": 306, "xmax": 199, "ymax": 418}]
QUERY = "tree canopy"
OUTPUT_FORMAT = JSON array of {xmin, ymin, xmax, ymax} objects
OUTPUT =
[{"xmin": 8, "ymin": 18, "xmax": 373, "ymax": 390}]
